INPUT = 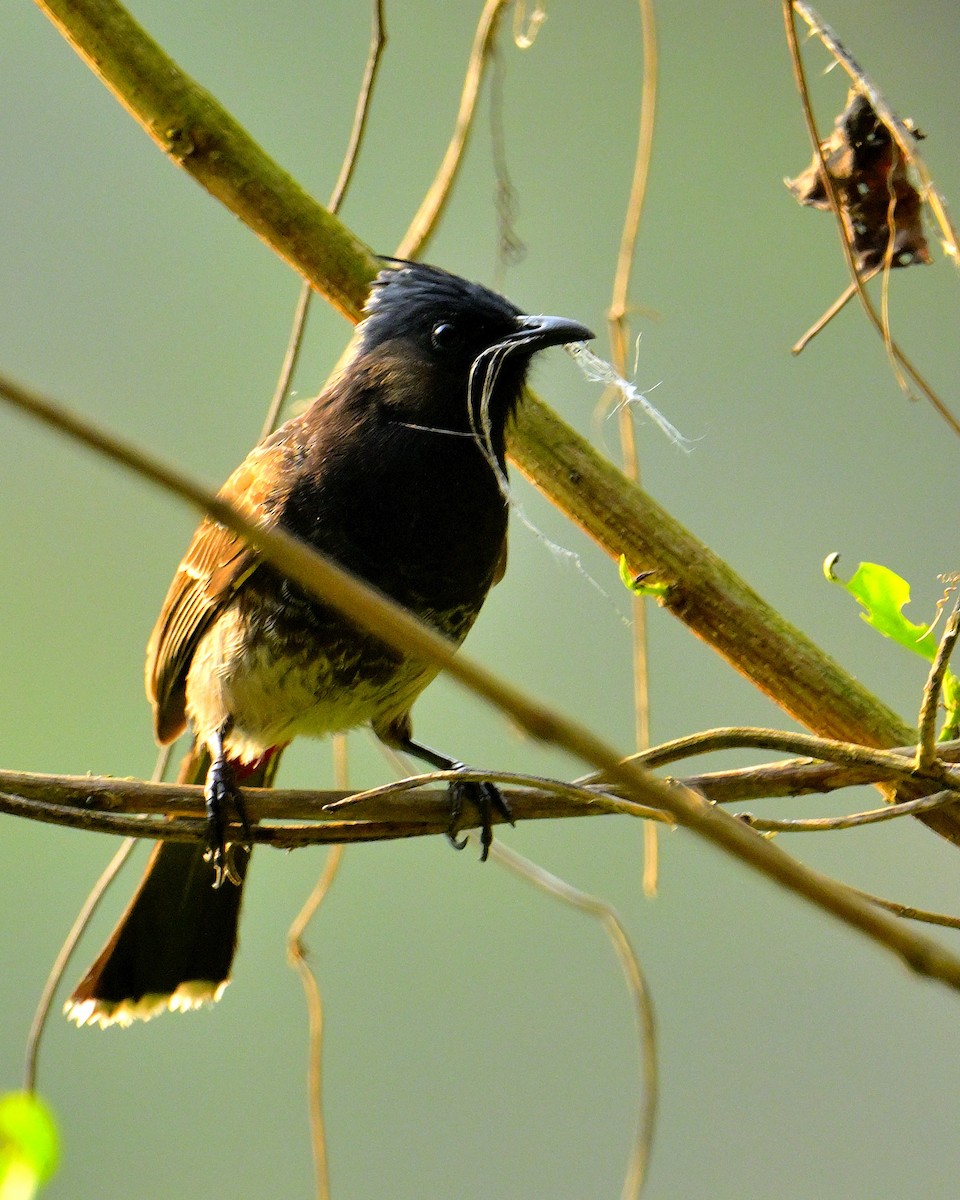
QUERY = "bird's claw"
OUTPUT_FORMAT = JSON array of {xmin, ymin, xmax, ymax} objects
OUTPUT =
[
  {"xmin": 447, "ymin": 776, "xmax": 514, "ymax": 862},
  {"xmin": 203, "ymin": 756, "xmax": 251, "ymax": 888}
]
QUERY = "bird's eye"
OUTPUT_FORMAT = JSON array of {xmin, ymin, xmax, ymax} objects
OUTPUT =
[{"xmin": 431, "ymin": 321, "xmax": 461, "ymax": 353}]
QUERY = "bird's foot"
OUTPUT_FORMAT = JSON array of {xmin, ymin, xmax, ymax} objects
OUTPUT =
[
  {"xmin": 203, "ymin": 754, "xmax": 251, "ymax": 888},
  {"xmin": 447, "ymin": 768, "xmax": 514, "ymax": 862}
]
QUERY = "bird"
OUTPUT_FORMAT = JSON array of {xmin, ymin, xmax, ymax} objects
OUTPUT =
[{"xmin": 65, "ymin": 260, "xmax": 593, "ymax": 1027}]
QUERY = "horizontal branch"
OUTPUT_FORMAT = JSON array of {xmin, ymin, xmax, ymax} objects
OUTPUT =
[
  {"xmin": 7, "ymin": 763, "xmax": 960, "ymax": 945},
  {"xmin": 3, "ymin": 736, "xmax": 957, "ymax": 846},
  {"xmin": 13, "ymin": 733, "xmax": 960, "ymax": 831},
  {"xmin": 0, "ymin": 766, "xmax": 642, "ymax": 845},
  {"xmin": 9, "ymin": 761, "xmax": 960, "ymax": 944}
]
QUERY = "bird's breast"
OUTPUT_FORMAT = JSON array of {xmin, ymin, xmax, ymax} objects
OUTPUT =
[
  {"xmin": 283, "ymin": 418, "xmax": 510, "ymax": 613},
  {"xmin": 185, "ymin": 568, "xmax": 483, "ymax": 761}
]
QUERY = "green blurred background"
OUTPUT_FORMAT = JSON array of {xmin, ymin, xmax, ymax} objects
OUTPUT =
[{"xmin": 3, "ymin": 2, "xmax": 960, "ymax": 1196}]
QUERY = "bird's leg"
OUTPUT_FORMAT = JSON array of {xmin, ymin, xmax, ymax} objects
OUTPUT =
[
  {"xmin": 395, "ymin": 737, "xmax": 514, "ymax": 862},
  {"xmin": 203, "ymin": 728, "xmax": 252, "ymax": 888}
]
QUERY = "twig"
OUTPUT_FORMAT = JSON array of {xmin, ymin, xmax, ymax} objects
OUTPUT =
[
  {"xmin": 4, "ymin": 374, "xmax": 960, "ymax": 992},
  {"xmin": 606, "ymin": 0, "xmax": 659, "ymax": 897},
  {"xmin": 23, "ymin": 838, "xmax": 136, "ymax": 1091},
  {"xmin": 260, "ymin": 0, "xmax": 387, "ymax": 443},
  {"xmin": 287, "ymin": 847, "xmax": 345, "ymax": 1200},
  {"xmin": 325, "ymin": 768, "xmax": 641, "ymax": 816},
  {"xmin": 586, "ymin": 725, "xmax": 940, "ymax": 779},
  {"xmin": 679, "ymin": 749, "xmax": 955, "ymax": 806},
  {"xmin": 326, "ymin": 1, "xmax": 387, "ymax": 218},
  {"xmin": 286, "ymin": 732, "xmax": 349, "ymax": 1200},
  {"xmin": 22, "ymin": 742, "xmax": 172, "ymax": 1091},
  {"xmin": 791, "ymin": 277, "xmax": 860, "ymax": 354},
  {"xmin": 486, "ymin": 837, "xmax": 656, "ymax": 1200},
  {"xmin": 607, "ymin": 0, "xmax": 657, "ymax": 376},
  {"xmin": 260, "ymin": 281, "xmax": 314, "ymax": 441},
  {"xmin": 916, "ymin": 592, "xmax": 960, "ymax": 771},
  {"xmin": 851, "ymin": 887, "xmax": 960, "ymax": 932},
  {"xmin": 782, "ymin": 1, "xmax": 960, "ymax": 437},
  {"xmin": 394, "ymin": 0, "xmax": 510, "ymax": 259},
  {"xmin": 736, "ymin": 788, "xmax": 958, "ymax": 833}
]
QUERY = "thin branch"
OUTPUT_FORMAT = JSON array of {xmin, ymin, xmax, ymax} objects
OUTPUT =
[
  {"xmin": 607, "ymin": 0, "xmax": 658, "ymax": 369},
  {"xmin": 916, "ymin": 592, "xmax": 960, "ymax": 770},
  {"xmin": 3, "ymin": 375, "xmax": 960, "ymax": 991},
  {"xmin": 487, "ymin": 837, "xmax": 657, "ymax": 1200},
  {"xmin": 286, "ymin": 732, "xmax": 348, "ymax": 1200},
  {"xmin": 791, "ymin": 276, "xmax": 862, "ymax": 355},
  {"xmin": 782, "ymin": 0, "xmax": 960, "ymax": 437},
  {"xmin": 606, "ymin": 0, "xmax": 659, "ymax": 896},
  {"xmin": 589, "ymin": 725, "xmax": 945, "ymax": 780},
  {"xmin": 736, "ymin": 788, "xmax": 959, "ymax": 834},
  {"xmin": 394, "ymin": 0, "xmax": 510, "ymax": 259},
  {"xmin": 261, "ymin": 281, "xmax": 314, "ymax": 442},
  {"xmin": 681, "ymin": 754, "xmax": 939, "ymax": 806},
  {"xmin": 287, "ymin": 846, "xmax": 344, "ymax": 1200},
  {"xmin": 325, "ymin": 768, "xmax": 644, "ymax": 817},
  {"xmin": 852, "ymin": 888, "xmax": 960, "ymax": 932},
  {"xmin": 326, "ymin": 1, "xmax": 387, "ymax": 218},
  {"xmin": 260, "ymin": 0, "xmax": 387, "ymax": 442},
  {"xmin": 23, "ymin": 838, "xmax": 136, "ymax": 1091}
]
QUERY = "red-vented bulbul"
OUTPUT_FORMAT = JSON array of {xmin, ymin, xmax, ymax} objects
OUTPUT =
[{"xmin": 66, "ymin": 262, "xmax": 593, "ymax": 1027}]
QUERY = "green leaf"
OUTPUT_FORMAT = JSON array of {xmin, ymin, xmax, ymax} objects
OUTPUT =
[
  {"xmin": 0, "ymin": 1093, "xmax": 59, "ymax": 1200},
  {"xmin": 618, "ymin": 554, "xmax": 669, "ymax": 599},
  {"xmin": 826, "ymin": 557, "xmax": 960, "ymax": 741},
  {"xmin": 824, "ymin": 557, "xmax": 939, "ymax": 660}
]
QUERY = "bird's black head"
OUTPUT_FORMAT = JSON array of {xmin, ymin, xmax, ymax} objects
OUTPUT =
[{"xmin": 354, "ymin": 262, "xmax": 593, "ymax": 441}]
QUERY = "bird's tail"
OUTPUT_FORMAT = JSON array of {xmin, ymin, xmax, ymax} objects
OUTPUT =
[{"xmin": 64, "ymin": 744, "xmax": 270, "ymax": 1028}]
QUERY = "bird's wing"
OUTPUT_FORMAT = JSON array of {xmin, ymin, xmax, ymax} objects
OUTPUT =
[{"xmin": 146, "ymin": 430, "xmax": 301, "ymax": 744}]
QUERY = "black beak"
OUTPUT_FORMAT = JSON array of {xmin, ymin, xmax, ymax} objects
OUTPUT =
[{"xmin": 510, "ymin": 313, "xmax": 595, "ymax": 351}]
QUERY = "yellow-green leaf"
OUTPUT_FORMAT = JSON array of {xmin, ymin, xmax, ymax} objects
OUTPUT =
[
  {"xmin": 0, "ymin": 1093, "xmax": 59, "ymax": 1200},
  {"xmin": 825, "ymin": 557, "xmax": 960, "ymax": 740},
  {"xmin": 618, "ymin": 554, "xmax": 668, "ymax": 599},
  {"xmin": 824, "ymin": 557, "xmax": 938, "ymax": 659}
]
